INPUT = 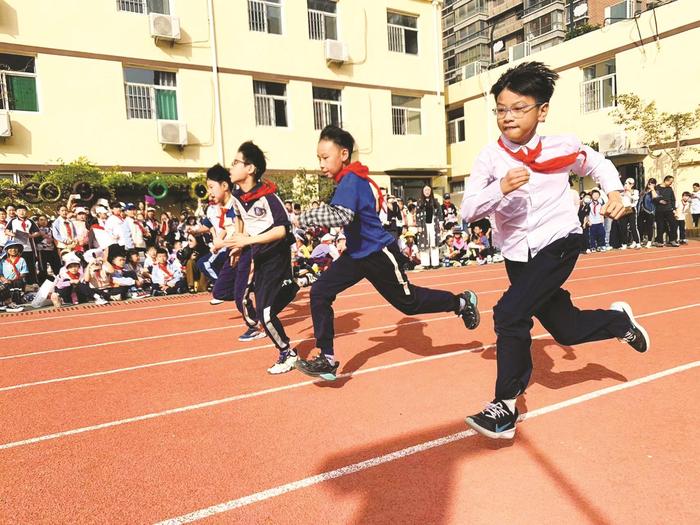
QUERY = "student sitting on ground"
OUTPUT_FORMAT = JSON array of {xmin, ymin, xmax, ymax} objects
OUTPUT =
[
  {"xmin": 178, "ymin": 233, "xmax": 210, "ymax": 293},
  {"xmin": 0, "ymin": 239, "xmax": 27, "ymax": 312},
  {"xmin": 52, "ymin": 252, "xmax": 108, "ymax": 307},
  {"xmin": 151, "ymin": 247, "xmax": 187, "ymax": 296}
]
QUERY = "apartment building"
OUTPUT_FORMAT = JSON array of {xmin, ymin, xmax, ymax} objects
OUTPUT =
[
  {"xmin": 0, "ymin": 0, "xmax": 447, "ymax": 201},
  {"xmin": 441, "ymin": 0, "xmax": 673, "ymax": 85},
  {"xmin": 445, "ymin": 0, "xmax": 700, "ymax": 201}
]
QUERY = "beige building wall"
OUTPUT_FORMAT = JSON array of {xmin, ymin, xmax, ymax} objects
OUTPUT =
[
  {"xmin": 0, "ymin": 0, "xmax": 447, "ymax": 199},
  {"xmin": 446, "ymin": 0, "xmax": 700, "ymax": 203}
]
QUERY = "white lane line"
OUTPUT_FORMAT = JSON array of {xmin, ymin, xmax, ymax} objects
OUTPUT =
[
  {"xmin": 0, "ymin": 263, "xmax": 700, "ymax": 344},
  {"xmin": 154, "ymin": 359, "xmax": 700, "ymax": 524},
  {"xmin": 1, "ymin": 301, "xmax": 698, "ymax": 450},
  {"xmin": 3, "ymin": 250, "xmax": 696, "ymax": 327},
  {"xmin": 2, "ymin": 278, "xmax": 697, "ymax": 392}
]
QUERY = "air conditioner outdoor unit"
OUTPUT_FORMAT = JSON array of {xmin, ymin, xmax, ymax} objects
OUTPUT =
[
  {"xmin": 509, "ymin": 41, "xmax": 531, "ymax": 63},
  {"xmin": 149, "ymin": 13, "xmax": 181, "ymax": 41},
  {"xmin": 599, "ymin": 131, "xmax": 628, "ymax": 153},
  {"xmin": 0, "ymin": 111, "xmax": 11, "ymax": 137},
  {"xmin": 462, "ymin": 60, "xmax": 487, "ymax": 80},
  {"xmin": 324, "ymin": 39, "xmax": 349, "ymax": 63},
  {"xmin": 157, "ymin": 120, "xmax": 188, "ymax": 146}
]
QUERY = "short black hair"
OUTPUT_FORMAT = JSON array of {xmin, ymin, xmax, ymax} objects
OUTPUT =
[
  {"xmin": 16, "ymin": 204, "xmax": 27, "ymax": 211},
  {"xmin": 319, "ymin": 125, "xmax": 355, "ymax": 154},
  {"xmin": 693, "ymin": 182, "xmax": 699, "ymax": 187},
  {"xmin": 156, "ymin": 247, "xmax": 169, "ymax": 256},
  {"xmin": 591, "ymin": 189, "xmax": 601, "ymax": 195},
  {"xmin": 206, "ymin": 163, "xmax": 232, "ymax": 187},
  {"xmin": 490, "ymin": 61, "xmax": 559, "ymax": 103},
  {"xmin": 0, "ymin": 208, "xmax": 5, "ymax": 213},
  {"xmin": 238, "ymin": 141, "xmax": 267, "ymax": 181},
  {"xmin": 682, "ymin": 191, "xmax": 691, "ymax": 197},
  {"xmin": 664, "ymin": 175, "xmax": 674, "ymax": 182},
  {"xmin": 110, "ymin": 202, "xmax": 122, "ymax": 209}
]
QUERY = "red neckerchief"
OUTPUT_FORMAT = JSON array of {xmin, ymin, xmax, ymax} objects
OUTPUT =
[
  {"xmin": 334, "ymin": 162, "xmax": 385, "ymax": 212},
  {"xmin": 218, "ymin": 206, "xmax": 227, "ymax": 228},
  {"xmin": 498, "ymin": 138, "xmax": 587, "ymax": 173},
  {"xmin": 91, "ymin": 224, "xmax": 105, "ymax": 231},
  {"xmin": 67, "ymin": 269, "xmax": 80, "ymax": 280},
  {"xmin": 113, "ymin": 264, "xmax": 124, "ymax": 272},
  {"xmin": 20, "ymin": 219, "xmax": 28, "ymax": 230},
  {"xmin": 0, "ymin": 220, "xmax": 6, "ymax": 227},
  {"xmin": 5, "ymin": 256, "xmax": 22, "ymax": 280},
  {"xmin": 160, "ymin": 222, "xmax": 168, "ymax": 236},
  {"xmin": 135, "ymin": 220, "xmax": 148, "ymax": 236},
  {"xmin": 240, "ymin": 181, "xmax": 278, "ymax": 203},
  {"xmin": 64, "ymin": 220, "xmax": 74, "ymax": 239},
  {"xmin": 592, "ymin": 200, "xmax": 600, "ymax": 215},
  {"xmin": 158, "ymin": 263, "xmax": 173, "ymax": 280}
]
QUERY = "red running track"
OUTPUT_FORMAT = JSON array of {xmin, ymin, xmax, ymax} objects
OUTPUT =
[{"xmin": 1, "ymin": 246, "xmax": 699, "ymax": 524}]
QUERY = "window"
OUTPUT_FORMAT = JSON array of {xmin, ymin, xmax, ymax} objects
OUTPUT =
[
  {"xmin": 117, "ymin": 0, "xmax": 170, "ymax": 14},
  {"xmin": 525, "ymin": 11, "xmax": 564, "ymax": 39},
  {"xmin": 248, "ymin": 0, "xmax": 282, "ymax": 34},
  {"xmin": 387, "ymin": 12, "xmax": 418, "ymax": 55},
  {"xmin": 447, "ymin": 108, "xmax": 465, "ymax": 144},
  {"xmin": 580, "ymin": 59, "xmax": 616, "ymax": 113},
  {"xmin": 124, "ymin": 68, "xmax": 178, "ymax": 120},
  {"xmin": 254, "ymin": 81, "xmax": 288, "ymax": 127},
  {"xmin": 307, "ymin": 0, "xmax": 337, "ymax": 40},
  {"xmin": 455, "ymin": 0, "xmax": 487, "ymax": 23},
  {"xmin": 0, "ymin": 54, "xmax": 38, "ymax": 112},
  {"xmin": 0, "ymin": 173, "xmax": 20, "ymax": 184},
  {"xmin": 450, "ymin": 180, "xmax": 465, "ymax": 194},
  {"xmin": 392, "ymin": 95, "xmax": 421, "ymax": 135},
  {"xmin": 312, "ymin": 87, "xmax": 342, "ymax": 130}
]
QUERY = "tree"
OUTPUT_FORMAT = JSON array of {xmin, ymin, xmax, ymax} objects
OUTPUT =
[{"xmin": 611, "ymin": 93, "xmax": 700, "ymax": 182}]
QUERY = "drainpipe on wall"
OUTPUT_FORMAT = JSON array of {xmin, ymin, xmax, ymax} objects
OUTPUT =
[{"xmin": 207, "ymin": 0, "xmax": 225, "ymax": 165}]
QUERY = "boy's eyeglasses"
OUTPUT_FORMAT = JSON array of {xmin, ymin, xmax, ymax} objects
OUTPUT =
[
  {"xmin": 232, "ymin": 159, "xmax": 250, "ymax": 167},
  {"xmin": 492, "ymin": 103, "xmax": 542, "ymax": 119}
]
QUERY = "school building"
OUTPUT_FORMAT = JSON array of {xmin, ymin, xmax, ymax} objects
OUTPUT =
[
  {"xmin": 445, "ymin": 0, "xmax": 700, "ymax": 203},
  {"xmin": 0, "ymin": 0, "xmax": 448, "ymax": 202}
]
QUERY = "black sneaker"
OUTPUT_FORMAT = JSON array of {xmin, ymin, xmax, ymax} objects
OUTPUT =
[
  {"xmin": 465, "ymin": 400, "xmax": 518, "ymax": 439},
  {"xmin": 456, "ymin": 290, "xmax": 480, "ymax": 330},
  {"xmin": 610, "ymin": 301, "xmax": 650, "ymax": 353},
  {"xmin": 295, "ymin": 353, "xmax": 340, "ymax": 381}
]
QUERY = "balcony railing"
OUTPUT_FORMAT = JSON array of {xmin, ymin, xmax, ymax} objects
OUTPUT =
[
  {"xmin": 308, "ymin": 9, "xmax": 337, "ymax": 40},
  {"xmin": 523, "ymin": 0, "xmax": 564, "ymax": 18},
  {"xmin": 313, "ymin": 100, "xmax": 342, "ymax": 130}
]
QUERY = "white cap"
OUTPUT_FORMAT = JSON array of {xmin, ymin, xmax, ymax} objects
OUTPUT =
[
  {"xmin": 321, "ymin": 233, "xmax": 335, "ymax": 243},
  {"xmin": 62, "ymin": 252, "xmax": 81, "ymax": 266},
  {"xmin": 625, "ymin": 178, "xmax": 635, "ymax": 185},
  {"xmin": 83, "ymin": 248, "xmax": 103, "ymax": 264},
  {"xmin": 74, "ymin": 206, "xmax": 88, "ymax": 214},
  {"xmin": 95, "ymin": 206, "xmax": 109, "ymax": 215}
]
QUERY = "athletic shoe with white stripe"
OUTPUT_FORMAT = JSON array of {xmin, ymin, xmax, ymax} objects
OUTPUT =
[
  {"xmin": 267, "ymin": 349, "xmax": 298, "ymax": 375},
  {"xmin": 610, "ymin": 301, "xmax": 650, "ymax": 353},
  {"xmin": 457, "ymin": 290, "xmax": 480, "ymax": 330},
  {"xmin": 238, "ymin": 327, "xmax": 266, "ymax": 342}
]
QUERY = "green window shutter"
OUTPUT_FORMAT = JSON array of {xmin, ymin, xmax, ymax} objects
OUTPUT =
[
  {"xmin": 8, "ymin": 75, "xmax": 38, "ymax": 111},
  {"xmin": 155, "ymin": 89, "xmax": 178, "ymax": 120}
]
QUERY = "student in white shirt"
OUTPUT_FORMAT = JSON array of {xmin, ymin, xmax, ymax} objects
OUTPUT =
[
  {"xmin": 104, "ymin": 202, "xmax": 133, "ymax": 249},
  {"xmin": 617, "ymin": 178, "xmax": 641, "ymax": 249},
  {"xmin": 461, "ymin": 62, "xmax": 649, "ymax": 440},
  {"xmin": 691, "ymin": 182, "xmax": 700, "ymax": 227},
  {"xmin": 588, "ymin": 189, "xmax": 606, "ymax": 251}
]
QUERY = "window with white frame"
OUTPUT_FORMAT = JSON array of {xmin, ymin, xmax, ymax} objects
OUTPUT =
[
  {"xmin": 307, "ymin": 0, "xmax": 337, "ymax": 40},
  {"xmin": 450, "ymin": 180, "xmax": 465, "ymax": 194},
  {"xmin": 117, "ymin": 0, "xmax": 171, "ymax": 14},
  {"xmin": 447, "ymin": 107, "xmax": 465, "ymax": 144},
  {"xmin": 312, "ymin": 87, "xmax": 342, "ymax": 130},
  {"xmin": 387, "ymin": 12, "xmax": 418, "ymax": 55},
  {"xmin": 124, "ymin": 68, "xmax": 178, "ymax": 120},
  {"xmin": 525, "ymin": 11, "xmax": 564, "ymax": 39},
  {"xmin": 0, "ymin": 54, "xmax": 38, "ymax": 112},
  {"xmin": 254, "ymin": 81, "xmax": 288, "ymax": 127},
  {"xmin": 248, "ymin": 0, "xmax": 282, "ymax": 34},
  {"xmin": 580, "ymin": 59, "xmax": 616, "ymax": 113},
  {"xmin": 392, "ymin": 95, "xmax": 421, "ymax": 135}
]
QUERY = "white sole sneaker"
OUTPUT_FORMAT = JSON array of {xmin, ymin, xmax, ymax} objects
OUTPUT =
[
  {"xmin": 210, "ymin": 298, "xmax": 225, "ymax": 305},
  {"xmin": 238, "ymin": 331, "xmax": 267, "ymax": 342},
  {"xmin": 610, "ymin": 301, "xmax": 650, "ymax": 353},
  {"xmin": 267, "ymin": 353, "xmax": 298, "ymax": 374}
]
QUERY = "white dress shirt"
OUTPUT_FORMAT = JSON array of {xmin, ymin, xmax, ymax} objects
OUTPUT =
[{"xmin": 461, "ymin": 134, "xmax": 623, "ymax": 262}]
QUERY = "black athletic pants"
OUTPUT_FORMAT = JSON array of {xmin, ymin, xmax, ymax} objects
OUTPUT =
[
  {"xmin": 655, "ymin": 209, "xmax": 677, "ymax": 243},
  {"xmin": 310, "ymin": 242, "xmax": 460, "ymax": 356},
  {"xmin": 493, "ymin": 234, "xmax": 631, "ymax": 400}
]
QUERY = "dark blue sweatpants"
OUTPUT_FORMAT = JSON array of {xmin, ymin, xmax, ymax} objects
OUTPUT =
[{"xmin": 211, "ymin": 247, "xmax": 257, "ymax": 324}]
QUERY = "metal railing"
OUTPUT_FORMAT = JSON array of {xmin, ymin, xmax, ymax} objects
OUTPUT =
[
  {"xmin": 313, "ymin": 100, "xmax": 342, "ymax": 130},
  {"xmin": 392, "ymin": 107, "xmax": 421, "ymax": 135},
  {"xmin": 125, "ymin": 83, "xmax": 154, "ymax": 119},
  {"xmin": 526, "ymin": 21, "xmax": 565, "ymax": 39},
  {"xmin": 117, "ymin": 0, "xmax": 145, "ymax": 13},
  {"xmin": 308, "ymin": 9, "xmax": 336, "ymax": 40},
  {"xmin": 522, "ymin": 0, "xmax": 564, "ymax": 18},
  {"xmin": 580, "ymin": 73, "xmax": 617, "ymax": 113},
  {"xmin": 248, "ymin": 0, "xmax": 267, "ymax": 32},
  {"xmin": 388, "ymin": 24, "xmax": 405, "ymax": 53}
]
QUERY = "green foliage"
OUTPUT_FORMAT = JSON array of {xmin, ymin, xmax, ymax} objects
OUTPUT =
[
  {"xmin": 565, "ymin": 23, "xmax": 601, "ymax": 41},
  {"xmin": 269, "ymin": 168, "xmax": 335, "ymax": 207},
  {"xmin": 611, "ymin": 93, "xmax": 700, "ymax": 175}
]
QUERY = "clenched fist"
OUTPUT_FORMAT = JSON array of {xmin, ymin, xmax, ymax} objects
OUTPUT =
[{"xmin": 500, "ymin": 167, "xmax": 530, "ymax": 195}]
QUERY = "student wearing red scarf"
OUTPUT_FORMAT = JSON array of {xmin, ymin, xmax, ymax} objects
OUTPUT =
[
  {"xmin": 292, "ymin": 126, "xmax": 480, "ymax": 381},
  {"xmin": 0, "ymin": 240, "xmax": 27, "ymax": 312},
  {"xmin": 461, "ymin": 62, "xmax": 649, "ymax": 440}
]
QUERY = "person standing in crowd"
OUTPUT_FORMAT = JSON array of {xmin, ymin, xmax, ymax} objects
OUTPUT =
[
  {"xmin": 125, "ymin": 203, "xmax": 147, "ymax": 252},
  {"xmin": 179, "ymin": 233, "xmax": 210, "ymax": 293},
  {"xmin": 0, "ymin": 207, "xmax": 9, "ymax": 248},
  {"xmin": 677, "ymin": 191, "xmax": 691, "ymax": 244},
  {"xmin": 36, "ymin": 214, "xmax": 61, "ymax": 282},
  {"xmin": 105, "ymin": 202, "xmax": 134, "ymax": 248},
  {"xmin": 618, "ymin": 178, "xmax": 641, "ymax": 249},
  {"xmin": 72, "ymin": 207, "xmax": 90, "ymax": 251},
  {"xmin": 144, "ymin": 207, "xmax": 159, "ymax": 247},
  {"xmin": 6, "ymin": 205, "xmax": 40, "ymax": 285},
  {"xmin": 578, "ymin": 192, "xmax": 591, "ymax": 253},
  {"xmin": 461, "ymin": 62, "xmax": 647, "ymax": 440},
  {"xmin": 225, "ymin": 141, "xmax": 300, "ymax": 374},
  {"xmin": 588, "ymin": 189, "xmax": 606, "ymax": 252},
  {"xmin": 51, "ymin": 205, "xmax": 79, "ymax": 254},
  {"xmin": 690, "ymin": 182, "xmax": 700, "ymax": 227},
  {"xmin": 294, "ymin": 125, "xmax": 480, "ymax": 380},
  {"xmin": 652, "ymin": 175, "xmax": 679, "ymax": 247},
  {"xmin": 638, "ymin": 178, "xmax": 656, "ymax": 247},
  {"xmin": 416, "ymin": 185, "xmax": 442, "ymax": 269},
  {"xmin": 441, "ymin": 193, "xmax": 459, "ymax": 232}
]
